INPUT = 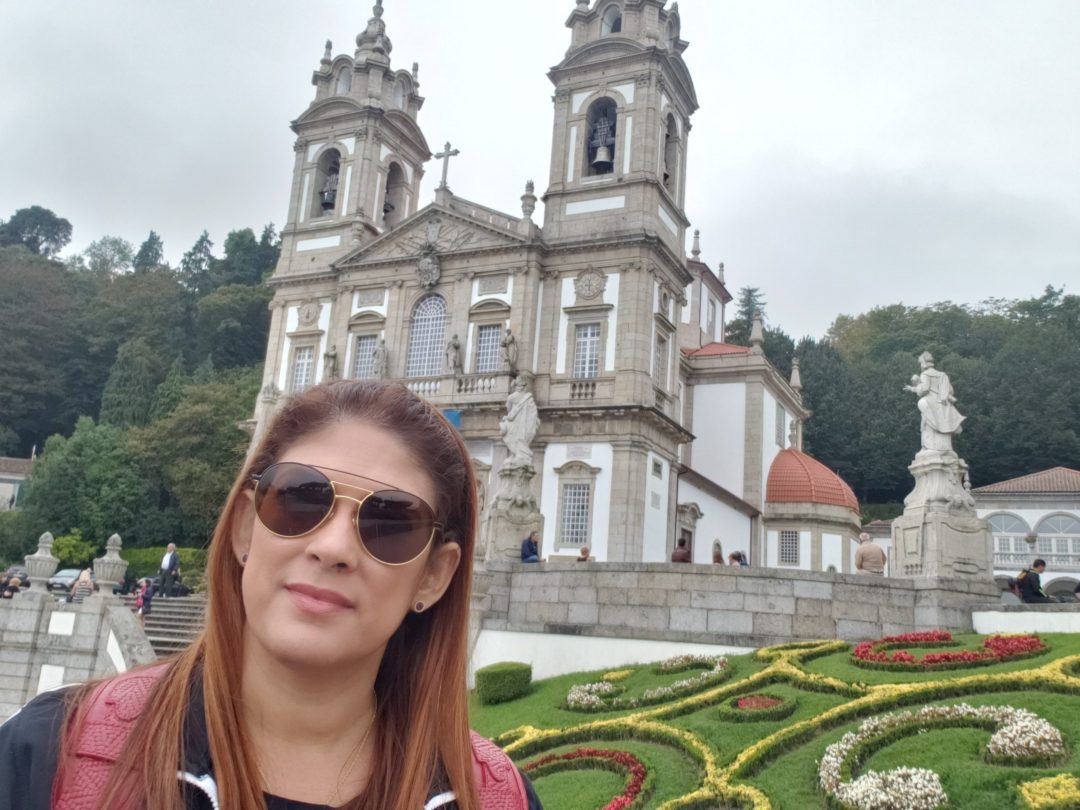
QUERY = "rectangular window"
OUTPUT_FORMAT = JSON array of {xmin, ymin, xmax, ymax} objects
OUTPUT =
[
  {"xmin": 560, "ymin": 483, "xmax": 591, "ymax": 546},
  {"xmin": 775, "ymin": 403, "xmax": 786, "ymax": 447},
  {"xmin": 779, "ymin": 530, "xmax": 799, "ymax": 565},
  {"xmin": 706, "ymin": 299, "xmax": 717, "ymax": 338},
  {"xmin": 291, "ymin": 346, "xmax": 314, "ymax": 392},
  {"xmin": 1037, "ymin": 537, "xmax": 1052, "ymax": 554},
  {"xmin": 352, "ymin": 334, "xmax": 377, "ymax": 379},
  {"xmin": 654, "ymin": 333, "xmax": 668, "ymax": 387},
  {"xmin": 573, "ymin": 323, "xmax": 601, "ymax": 378},
  {"xmin": 651, "ymin": 460, "xmax": 663, "ymax": 479},
  {"xmin": 475, "ymin": 324, "xmax": 502, "ymax": 373}
]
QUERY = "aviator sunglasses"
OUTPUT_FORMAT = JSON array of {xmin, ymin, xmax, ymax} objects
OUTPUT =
[{"xmin": 251, "ymin": 462, "xmax": 443, "ymax": 566}]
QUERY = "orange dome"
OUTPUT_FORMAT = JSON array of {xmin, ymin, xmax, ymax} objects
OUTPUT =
[{"xmin": 766, "ymin": 449, "xmax": 859, "ymax": 513}]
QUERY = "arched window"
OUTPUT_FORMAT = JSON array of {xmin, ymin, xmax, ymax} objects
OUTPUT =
[
  {"xmin": 665, "ymin": 19, "xmax": 677, "ymax": 50},
  {"xmin": 585, "ymin": 98, "xmax": 618, "ymax": 177},
  {"xmin": 312, "ymin": 149, "xmax": 342, "ymax": 218},
  {"xmin": 383, "ymin": 162, "xmax": 407, "ymax": 228},
  {"xmin": 391, "ymin": 79, "xmax": 407, "ymax": 110},
  {"xmin": 988, "ymin": 513, "xmax": 1031, "ymax": 565},
  {"xmin": 335, "ymin": 68, "xmax": 352, "ymax": 95},
  {"xmin": 1036, "ymin": 513, "xmax": 1080, "ymax": 562},
  {"xmin": 601, "ymin": 5, "xmax": 622, "ymax": 35},
  {"xmin": 405, "ymin": 296, "xmax": 448, "ymax": 377},
  {"xmin": 663, "ymin": 114, "xmax": 678, "ymax": 194}
]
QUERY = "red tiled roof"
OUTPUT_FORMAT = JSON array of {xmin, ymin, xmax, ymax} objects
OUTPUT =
[
  {"xmin": 0, "ymin": 457, "xmax": 32, "ymax": 476},
  {"xmin": 682, "ymin": 342, "xmax": 750, "ymax": 358},
  {"xmin": 766, "ymin": 449, "xmax": 860, "ymax": 513},
  {"xmin": 972, "ymin": 467, "xmax": 1080, "ymax": 495}
]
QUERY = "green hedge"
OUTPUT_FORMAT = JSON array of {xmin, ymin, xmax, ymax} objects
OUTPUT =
[
  {"xmin": 475, "ymin": 661, "xmax": 532, "ymax": 705},
  {"xmin": 121, "ymin": 546, "xmax": 209, "ymax": 593}
]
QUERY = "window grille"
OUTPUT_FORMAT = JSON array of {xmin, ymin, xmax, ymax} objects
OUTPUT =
[
  {"xmin": 776, "ymin": 403, "xmax": 786, "ymax": 447},
  {"xmin": 779, "ymin": 530, "xmax": 799, "ymax": 565},
  {"xmin": 654, "ymin": 334, "xmax": 668, "ymax": 387},
  {"xmin": 352, "ymin": 334, "xmax": 377, "ymax": 379},
  {"xmin": 560, "ymin": 483, "xmax": 591, "ymax": 546},
  {"xmin": 573, "ymin": 323, "xmax": 601, "ymax": 378},
  {"xmin": 405, "ymin": 296, "xmax": 448, "ymax": 377},
  {"xmin": 291, "ymin": 346, "xmax": 313, "ymax": 392},
  {"xmin": 475, "ymin": 324, "xmax": 502, "ymax": 373}
]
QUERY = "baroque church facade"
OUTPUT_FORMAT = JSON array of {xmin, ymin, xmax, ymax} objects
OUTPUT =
[{"xmin": 252, "ymin": 0, "xmax": 861, "ymax": 568}]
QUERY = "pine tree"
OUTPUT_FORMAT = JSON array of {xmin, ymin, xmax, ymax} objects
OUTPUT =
[
  {"xmin": 148, "ymin": 354, "xmax": 188, "ymax": 422},
  {"xmin": 99, "ymin": 338, "xmax": 161, "ymax": 428},
  {"xmin": 133, "ymin": 230, "xmax": 165, "ymax": 272},
  {"xmin": 179, "ymin": 231, "xmax": 214, "ymax": 296}
]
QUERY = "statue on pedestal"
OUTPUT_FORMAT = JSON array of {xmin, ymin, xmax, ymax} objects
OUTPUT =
[
  {"xmin": 500, "ymin": 328, "xmax": 518, "ymax": 375},
  {"xmin": 323, "ymin": 344, "xmax": 339, "ymax": 380},
  {"xmin": 499, "ymin": 374, "xmax": 538, "ymax": 468},
  {"xmin": 445, "ymin": 334, "xmax": 463, "ymax": 375},
  {"xmin": 372, "ymin": 339, "xmax": 389, "ymax": 379},
  {"xmin": 904, "ymin": 351, "xmax": 965, "ymax": 454}
]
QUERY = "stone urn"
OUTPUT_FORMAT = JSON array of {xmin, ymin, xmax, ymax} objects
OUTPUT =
[
  {"xmin": 92, "ymin": 533, "xmax": 129, "ymax": 590},
  {"xmin": 24, "ymin": 531, "xmax": 60, "ymax": 587}
]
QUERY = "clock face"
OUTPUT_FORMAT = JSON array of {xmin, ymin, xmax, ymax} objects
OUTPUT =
[{"xmin": 578, "ymin": 271, "xmax": 604, "ymax": 299}]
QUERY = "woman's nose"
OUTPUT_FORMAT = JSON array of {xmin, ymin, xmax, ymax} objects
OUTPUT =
[{"xmin": 303, "ymin": 498, "xmax": 362, "ymax": 567}]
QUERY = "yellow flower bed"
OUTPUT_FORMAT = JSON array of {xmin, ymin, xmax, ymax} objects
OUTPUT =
[
  {"xmin": 602, "ymin": 669, "xmax": 635, "ymax": 683},
  {"xmin": 1018, "ymin": 774, "xmax": 1080, "ymax": 810}
]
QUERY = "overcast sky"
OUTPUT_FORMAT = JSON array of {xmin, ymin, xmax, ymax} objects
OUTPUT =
[{"xmin": 2, "ymin": 0, "xmax": 1077, "ymax": 339}]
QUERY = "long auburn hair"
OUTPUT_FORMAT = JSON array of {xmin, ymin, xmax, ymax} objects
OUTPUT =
[{"xmin": 58, "ymin": 381, "xmax": 480, "ymax": 810}]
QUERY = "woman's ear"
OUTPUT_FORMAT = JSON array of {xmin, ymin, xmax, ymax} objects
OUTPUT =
[
  {"xmin": 230, "ymin": 488, "xmax": 255, "ymax": 566},
  {"xmin": 412, "ymin": 539, "xmax": 462, "ymax": 610}
]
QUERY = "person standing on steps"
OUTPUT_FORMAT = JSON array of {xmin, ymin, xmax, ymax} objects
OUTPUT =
[{"xmin": 159, "ymin": 542, "xmax": 180, "ymax": 598}]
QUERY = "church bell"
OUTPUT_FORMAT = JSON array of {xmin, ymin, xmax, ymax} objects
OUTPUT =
[{"xmin": 591, "ymin": 145, "xmax": 613, "ymax": 171}]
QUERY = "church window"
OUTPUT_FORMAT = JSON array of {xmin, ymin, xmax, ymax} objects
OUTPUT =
[
  {"xmin": 585, "ymin": 98, "xmax": 618, "ymax": 177},
  {"xmin": 405, "ymin": 295, "xmax": 448, "ymax": 377},
  {"xmin": 652, "ymin": 461, "xmax": 663, "ymax": 479},
  {"xmin": 654, "ymin": 333, "xmax": 669, "ymax": 388},
  {"xmin": 290, "ymin": 346, "xmax": 314, "ymax": 393},
  {"xmin": 383, "ymin": 162, "xmax": 407, "ymax": 228},
  {"xmin": 779, "ymin": 530, "xmax": 799, "ymax": 565},
  {"xmin": 775, "ymin": 403, "xmax": 786, "ymax": 447},
  {"xmin": 335, "ymin": 68, "xmax": 352, "ymax": 95},
  {"xmin": 474, "ymin": 324, "xmax": 502, "ymax": 373},
  {"xmin": 600, "ymin": 5, "xmax": 622, "ymax": 35},
  {"xmin": 352, "ymin": 334, "xmax": 378, "ymax": 379},
  {"xmin": 573, "ymin": 322, "xmax": 601, "ymax": 378},
  {"xmin": 312, "ymin": 149, "xmax": 342, "ymax": 218},
  {"xmin": 560, "ymin": 483, "xmax": 591, "ymax": 546},
  {"xmin": 663, "ymin": 114, "xmax": 679, "ymax": 194},
  {"xmin": 391, "ymin": 79, "xmax": 407, "ymax": 110}
]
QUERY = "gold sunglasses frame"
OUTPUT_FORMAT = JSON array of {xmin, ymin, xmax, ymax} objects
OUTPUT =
[{"xmin": 251, "ymin": 462, "xmax": 444, "ymax": 567}]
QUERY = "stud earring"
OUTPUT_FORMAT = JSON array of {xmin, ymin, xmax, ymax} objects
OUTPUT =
[
  {"xmin": 241, "ymin": 553, "xmax": 248, "ymax": 565},
  {"xmin": 413, "ymin": 601, "xmax": 425, "ymax": 613}
]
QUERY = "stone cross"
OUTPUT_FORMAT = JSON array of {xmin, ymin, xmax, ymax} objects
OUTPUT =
[{"xmin": 434, "ymin": 141, "xmax": 460, "ymax": 189}]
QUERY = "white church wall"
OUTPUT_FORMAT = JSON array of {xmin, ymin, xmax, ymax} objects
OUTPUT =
[
  {"xmin": 760, "ymin": 390, "xmax": 787, "ymax": 502},
  {"xmin": 540, "ymin": 442, "xmax": 614, "ymax": 560},
  {"xmin": 690, "ymin": 383, "xmax": 745, "ymax": 497},
  {"xmin": 642, "ymin": 453, "xmax": 670, "ymax": 562},
  {"xmin": 822, "ymin": 533, "xmax": 843, "ymax": 572},
  {"xmin": 765, "ymin": 530, "xmax": 811, "ymax": 570},
  {"xmin": 277, "ymin": 306, "xmax": 300, "ymax": 391},
  {"xmin": 555, "ymin": 272, "xmax": 619, "ymax": 375},
  {"xmin": 677, "ymin": 479, "xmax": 753, "ymax": 563},
  {"xmin": 470, "ymin": 276, "xmax": 513, "ymax": 308}
]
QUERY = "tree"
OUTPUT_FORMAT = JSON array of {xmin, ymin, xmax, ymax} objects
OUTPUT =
[
  {"xmin": 148, "ymin": 355, "xmax": 189, "ymax": 422},
  {"xmin": 133, "ymin": 230, "xmax": 165, "ymax": 272},
  {"xmin": 99, "ymin": 338, "xmax": 163, "ymax": 428},
  {"xmin": 211, "ymin": 228, "xmax": 263, "ymax": 288},
  {"xmin": 725, "ymin": 287, "xmax": 767, "ymax": 346},
  {"xmin": 179, "ymin": 230, "xmax": 215, "ymax": 296},
  {"xmin": 82, "ymin": 235, "xmax": 134, "ymax": 276},
  {"xmin": 195, "ymin": 283, "xmax": 273, "ymax": 369},
  {"xmin": 0, "ymin": 206, "xmax": 72, "ymax": 257}
]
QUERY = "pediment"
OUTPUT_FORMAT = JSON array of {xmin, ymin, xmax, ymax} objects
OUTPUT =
[
  {"xmin": 293, "ymin": 97, "xmax": 364, "ymax": 127},
  {"xmin": 335, "ymin": 204, "xmax": 529, "ymax": 269}
]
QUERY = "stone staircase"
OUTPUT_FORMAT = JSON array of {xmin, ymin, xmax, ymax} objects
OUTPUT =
[{"xmin": 121, "ymin": 594, "xmax": 206, "ymax": 657}]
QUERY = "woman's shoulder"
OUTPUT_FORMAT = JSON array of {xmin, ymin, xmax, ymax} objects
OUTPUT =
[{"xmin": 0, "ymin": 687, "xmax": 72, "ymax": 809}]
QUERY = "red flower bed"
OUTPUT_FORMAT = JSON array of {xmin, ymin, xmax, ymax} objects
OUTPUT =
[
  {"xmin": 736, "ymin": 695, "xmax": 784, "ymax": 710},
  {"xmin": 852, "ymin": 631, "xmax": 1046, "ymax": 670},
  {"xmin": 523, "ymin": 747, "xmax": 648, "ymax": 810}
]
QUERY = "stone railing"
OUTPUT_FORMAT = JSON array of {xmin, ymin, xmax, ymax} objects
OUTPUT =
[
  {"xmin": 995, "ymin": 551, "xmax": 1080, "ymax": 570},
  {"xmin": 404, "ymin": 373, "xmax": 512, "ymax": 403}
]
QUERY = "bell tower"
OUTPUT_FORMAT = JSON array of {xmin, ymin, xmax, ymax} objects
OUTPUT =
[
  {"xmin": 542, "ymin": 0, "xmax": 697, "ymax": 255},
  {"xmin": 275, "ymin": 0, "xmax": 430, "ymax": 278}
]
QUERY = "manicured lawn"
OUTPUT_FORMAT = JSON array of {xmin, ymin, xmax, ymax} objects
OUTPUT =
[{"xmin": 472, "ymin": 634, "xmax": 1080, "ymax": 810}]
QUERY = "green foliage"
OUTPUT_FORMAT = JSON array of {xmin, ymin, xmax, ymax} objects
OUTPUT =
[
  {"xmin": 121, "ymin": 545, "xmax": 208, "ymax": 591},
  {"xmin": 476, "ymin": 661, "xmax": 533, "ymax": 705},
  {"xmin": 99, "ymin": 337, "xmax": 164, "ymax": 428},
  {"xmin": 179, "ymin": 230, "xmax": 215, "ymax": 296},
  {"xmin": 0, "ymin": 206, "xmax": 72, "ymax": 257},
  {"xmin": 210, "ymin": 225, "xmax": 279, "ymax": 289},
  {"xmin": 0, "ymin": 510, "xmax": 32, "ymax": 567},
  {"xmin": 149, "ymin": 355, "xmax": 189, "ymax": 422},
  {"xmin": 81, "ymin": 235, "xmax": 134, "ymax": 276},
  {"xmin": 195, "ymin": 283, "xmax": 273, "ymax": 369},
  {"xmin": 133, "ymin": 230, "xmax": 165, "ymax": 272},
  {"xmin": 51, "ymin": 528, "xmax": 97, "ymax": 568},
  {"xmin": 0, "ymin": 424, "xmax": 18, "ymax": 455}
]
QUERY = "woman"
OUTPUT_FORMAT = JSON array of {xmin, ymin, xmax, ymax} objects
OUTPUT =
[
  {"xmin": 0, "ymin": 381, "xmax": 541, "ymax": 809},
  {"xmin": 134, "ymin": 577, "xmax": 154, "ymax": 628},
  {"xmin": 69, "ymin": 569, "xmax": 94, "ymax": 604}
]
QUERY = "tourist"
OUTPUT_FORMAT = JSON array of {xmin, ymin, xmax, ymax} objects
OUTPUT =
[
  {"xmin": 1018, "ymin": 559, "xmax": 1053, "ymax": 604},
  {"xmin": 728, "ymin": 551, "xmax": 748, "ymax": 567},
  {"xmin": 520, "ymin": 530, "xmax": 540, "ymax": 563},
  {"xmin": 1, "ymin": 577, "xmax": 19, "ymax": 599},
  {"xmin": 854, "ymin": 532, "xmax": 886, "ymax": 575},
  {"xmin": 670, "ymin": 536, "xmax": 691, "ymax": 563},
  {"xmin": 712, "ymin": 542, "xmax": 724, "ymax": 564},
  {"xmin": 576, "ymin": 546, "xmax": 590, "ymax": 562},
  {"xmin": 159, "ymin": 542, "xmax": 180, "ymax": 598},
  {"xmin": 0, "ymin": 381, "xmax": 541, "ymax": 809},
  {"xmin": 134, "ymin": 578, "xmax": 155, "ymax": 628},
  {"xmin": 69, "ymin": 569, "xmax": 94, "ymax": 603}
]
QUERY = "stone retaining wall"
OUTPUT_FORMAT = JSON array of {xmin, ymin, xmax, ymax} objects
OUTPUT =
[{"xmin": 474, "ymin": 561, "xmax": 1001, "ymax": 648}]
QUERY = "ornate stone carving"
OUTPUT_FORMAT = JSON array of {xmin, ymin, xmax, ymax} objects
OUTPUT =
[
  {"xmin": 356, "ymin": 288, "xmax": 385, "ymax": 307},
  {"xmin": 93, "ymin": 533, "xmax": 129, "ymax": 589},
  {"xmin": 298, "ymin": 301, "xmax": 320, "ymax": 327},
  {"xmin": 499, "ymin": 374, "xmax": 539, "ymax": 469},
  {"xmin": 24, "ymin": 531, "xmax": 59, "ymax": 586},
  {"xmin": 575, "ymin": 267, "xmax": 607, "ymax": 300},
  {"xmin": 417, "ymin": 246, "xmax": 440, "ymax": 288},
  {"xmin": 478, "ymin": 275, "xmax": 508, "ymax": 295},
  {"xmin": 904, "ymin": 351, "xmax": 966, "ymax": 455}
]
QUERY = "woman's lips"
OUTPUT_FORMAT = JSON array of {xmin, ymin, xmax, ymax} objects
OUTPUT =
[{"xmin": 285, "ymin": 583, "xmax": 354, "ymax": 614}]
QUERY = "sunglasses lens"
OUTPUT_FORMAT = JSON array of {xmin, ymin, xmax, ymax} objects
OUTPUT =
[
  {"xmin": 256, "ymin": 463, "xmax": 334, "ymax": 536},
  {"xmin": 358, "ymin": 492, "xmax": 435, "ymax": 564}
]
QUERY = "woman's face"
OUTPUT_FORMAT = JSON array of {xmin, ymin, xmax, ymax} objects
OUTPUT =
[{"xmin": 233, "ymin": 419, "xmax": 461, "ymax": 673}]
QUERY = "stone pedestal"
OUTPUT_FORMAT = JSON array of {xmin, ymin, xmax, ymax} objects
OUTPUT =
[
  {"xmin": 892, "ymin": 450, "xmax": 992, "ymax": 578},
  {"xmin": 483, "ymin": 464, "xmax": 544, "ymax": 562},
  {"xmin": 92, "ymin": 533, "xmax": 129, "ymax": 591},
  {"xmin": 24, "ymin": 532, "xmax": 59, "ymax": 587}
]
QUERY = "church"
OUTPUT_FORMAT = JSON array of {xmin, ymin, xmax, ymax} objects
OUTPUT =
[{"xmin": 251, "ymin": 0, "xmax": 862, "ymax": 570}]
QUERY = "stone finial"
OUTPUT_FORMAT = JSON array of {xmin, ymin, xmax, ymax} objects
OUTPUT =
[
  {"xmin": 373, "ymin": 0, "xmax": 384, "ymax": 17},
  {"xmin": 788, "ymin": 419, "xmax": 800, "ymax": 450},
  {"xmin": 521, "ymin": 179, "xmax": 537, "ymax": 220},
  {"xmin": 576, "ymin": 0, "xmax": 589, "ymax": 7},
  {"xmin": 355, "ymin": 0, "xmax": 392, "ymax": 59},
  {"xmin": 690, "ymin": 229, "xmax": 701, "ymax": 259},
  {"xmin": 92, "ymin": 533, "xmax": 129, "ymax": 589},
  {"xmin": 412, "ymin": 61, "xmax": 419, "ymax": 81},
  {"xmin": 717, "ymin": 261, "xmax": 725, "ymax": 282},
  {"xmin": 749, "ymin": 309, "xmax": 765, "ymax": 355},
  {"xmin": 790, "ymin": 357, "xmax": 803, "ymax": 395},
  {"xmin": 24, "ymin": 531, "xmax": 59, "ymax": 586},
  {"xmin": 322, "ymin": 39, "xmax": 333, "ymax": 66}
]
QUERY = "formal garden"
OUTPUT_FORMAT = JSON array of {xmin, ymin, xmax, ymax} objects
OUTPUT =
[{"xmin": 471, "ymin": 632, "xmax": 1080, "ymax": 810}]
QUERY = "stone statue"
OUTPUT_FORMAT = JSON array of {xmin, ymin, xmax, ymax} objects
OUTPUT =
[
  {"xmin": 372, "ymin": 338, "xmax": 389, "ymax": 379},
  {"xmin": 500, "ymin": 327, "xmax": 518, "ymax": 374},
  {"xmin": 445, "ymin": 334, "xmax": 463, "ymax": 375},
  {"xmin": 323, "ymin": 344, "xmax": 339, "ymax": 380},
  {"xmin": 499, "ymin": 374, "xmax": 539, "ymax": 468},
  {"xmin": 904, "ymin": 351, "xmax": 965, "ymax": 453}
]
